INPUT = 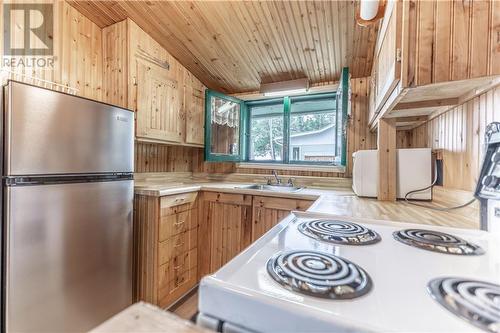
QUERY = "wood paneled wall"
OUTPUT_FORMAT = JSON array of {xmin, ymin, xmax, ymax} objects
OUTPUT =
[
  {"xmin": 407, "ymin": 0, "xmax": 500, "ymax": 87},
  {"xmin": 346, "ymin": 77, "xmax": 378, "ymax": 176},
  {"xmin": 136, "ymin": 77, "xmax": 375, "ymax": 178},
  {"xmin": 0, "ymin": 1, "xmax": 103, "ymax": 101},
  {"xmin": 401, "ymin": 85, "xmax": 500, "ymax": 191}
]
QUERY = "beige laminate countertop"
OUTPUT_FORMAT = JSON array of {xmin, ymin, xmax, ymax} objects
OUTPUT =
[
  {"xmin": 89, "ymin": 302, "xmax": 209, "ymax": 333},
  {"xmin": 134, "ymin": 180, "xmax": 480, "ymax": 229}
]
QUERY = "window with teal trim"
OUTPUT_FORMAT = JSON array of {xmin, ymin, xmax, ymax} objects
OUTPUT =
[
  {"xmin": 247, "ymin": 99, "xmax": 284, "ymax": 161},
  {"xmin": 246, "ymin": 93, "xmax": 341, "ymax": 165},
  {"xmin": 205, "ymin": 68, "xmax": 349, "ymax": 164}
]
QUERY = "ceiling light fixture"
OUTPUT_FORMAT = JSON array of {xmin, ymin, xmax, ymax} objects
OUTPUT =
[
  {"xmin": 356, "ymin": 0, "xmax": 385, "ymax": 26},
  {"xmin": 261, "ymin": 78, "xmax": 309, "ymax": 97}
]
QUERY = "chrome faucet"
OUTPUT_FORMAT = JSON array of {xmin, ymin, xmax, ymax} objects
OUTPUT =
[{"xmin": 271, "ymin": 170, "xmax": 282, "ymax": 185}]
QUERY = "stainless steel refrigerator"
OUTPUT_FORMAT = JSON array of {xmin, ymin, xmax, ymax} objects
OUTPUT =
[{"xmin": 1, "ymin": 81, "xmax": 134, "ymax": 332}]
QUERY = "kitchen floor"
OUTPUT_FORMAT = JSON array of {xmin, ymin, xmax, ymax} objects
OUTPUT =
[
  {"xmin": 169, "ymin": 289, "xmax": 199, "ymax": 321},
  {"xmin": 168, "ymin": 185, "xmax": 480, "ymax": 321}
]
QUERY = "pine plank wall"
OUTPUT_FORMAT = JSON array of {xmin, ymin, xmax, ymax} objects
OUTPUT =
[
  {"xmin": 0, "ymin": 1, "xmax": 103, "ymax": 100},
  {"xmin": 135, "ymin": 77, "xmax": 376, "ymax": 178},
  {"xmin": 398, "ymin": 85, "xmax": 500, "ymax": 191},
  {"xmin": 7, "ymin": 1, "xmax": 495, "ymax": 189}
]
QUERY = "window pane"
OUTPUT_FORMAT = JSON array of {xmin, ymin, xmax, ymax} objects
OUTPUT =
[
  {"xmin": 210, "ymin": 96, "xmax": 240, "ymax": 155},
  {"xmin": 289, "ymin": 96, "xmax": 337, "ymax": 163},
  {"xmin": 249, "ymin": 102, "xmax": 284, "ymax": 161}
]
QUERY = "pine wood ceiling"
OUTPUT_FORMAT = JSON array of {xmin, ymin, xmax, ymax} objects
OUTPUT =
[{"xmin": 68, "ymin": 1, "xmax": 378, "ymax": 94}]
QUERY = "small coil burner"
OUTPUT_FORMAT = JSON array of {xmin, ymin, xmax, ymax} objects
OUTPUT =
[
  {"xmin": 428, "ymin": 277, "xmax": 500, "ymax": 333},
  {"xmin": 298, "ymin": 219, "xmax": 381, "ymax": 245},
  {"xmin": 266, "ymin": 250, "xmax": 372, "ymax": 299},
  {"xmin": 393, "ymin": 229, "xmax": 484, "ymax": 255}
]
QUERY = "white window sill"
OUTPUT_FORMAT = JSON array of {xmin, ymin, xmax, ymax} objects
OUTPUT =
[{"xmin": 236, "ymin": 162, "xmax": 346, "ymax": 173}]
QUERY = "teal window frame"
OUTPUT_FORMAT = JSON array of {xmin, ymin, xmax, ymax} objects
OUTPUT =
[
  {"xmin": 204, "ymin": 90, "xmax": 247, "ymax": 162},
  {"xmin": 205, "ymin": 68, "xmax": 349, "ymax": 165}
]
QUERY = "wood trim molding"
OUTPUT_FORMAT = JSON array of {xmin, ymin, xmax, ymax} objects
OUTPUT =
[{"xmin": 377, "ymin": 118, "xmax": 397, "ymax": 201}]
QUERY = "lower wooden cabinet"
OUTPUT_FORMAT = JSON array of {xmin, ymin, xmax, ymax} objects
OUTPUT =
[
  {"xmin": 134, "ymin": 190, "xmax": 314, "ymax": 306},
  {"xmin": 134, "ymin": 191, "xmax": 198, "ymax": 308},
  {"xmin": 198, "ymin": 192, "xmax": 253, "ymax": 277},
  {"xmin": 252, "ymin": 196, "xmax": 313, "ymax": 241}
]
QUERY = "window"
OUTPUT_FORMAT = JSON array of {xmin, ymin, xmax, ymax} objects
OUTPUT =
[
  {"xmin": 289, "ymin": 95, "xmax": 337, "ymax": 164},
  {"xmin": 247, "ymin": 92, "xmax": 342, "ymax": 165},
  {"xmin": 204, "ymin": 68, "xmax": 349, "ymax": 165},
  {"xmin": 247, "ymin": 100, "xmax": 284, "ymax": 161}
]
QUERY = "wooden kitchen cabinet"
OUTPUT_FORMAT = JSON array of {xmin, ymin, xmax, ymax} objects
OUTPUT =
[
  {"xmin": 198, "ymin": 192, "xmax": 252, "ymax": 277},
  {"xmin": 183, "ymin": 70, "xmax": 205, "ymax": 146},
  {"xmin": 136, "ymin": 60, "xmax": 183, "ymax": 143},
  {"xmin": 252, "ymin": 196, "xmax": 313, "ymax": 241},
  {"xmin": 102, "ymin": 18, "xmax": 206, "ymax": 147},
  {"xmin": 134, "ymin": 191, "xmax": 198, "ymax": 308},
  {"xmin": 369, "ymin": 0, "xmax": 500, "ymax": 129}
]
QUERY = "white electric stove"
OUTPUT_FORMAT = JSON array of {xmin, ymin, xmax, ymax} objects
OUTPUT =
[{"xmin": 197, "ymin": 211, "xmax": 500, "ymax": 333}]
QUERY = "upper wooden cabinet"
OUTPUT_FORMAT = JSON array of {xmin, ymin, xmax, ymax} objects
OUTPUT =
[
  {"xmin": 369, "ymin": 0, "xmax": 500, "ymax": 129},
  {"xmin": 184, "ymin": 71, "xmax": 206, "ymax": 146},
  {"xmin": 102, "ymin": 18, "xmax": 205, "ymax": 147},
  {"xmin": 136, "ymin": 60, "xmax": 183, "ymax": 142}
]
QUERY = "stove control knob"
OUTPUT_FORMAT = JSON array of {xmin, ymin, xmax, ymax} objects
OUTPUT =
[
  {"xmin": 492, "ymin": 152, "xmax": 500, "ymax": 164},
  {"xmin": 482, "ymin": 175, "xmax": 499, "ymax": 188}
]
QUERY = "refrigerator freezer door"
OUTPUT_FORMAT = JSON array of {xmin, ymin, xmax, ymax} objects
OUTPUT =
[
  {"xmin": 4, "ymin": 180, "xmax": 133, "ymax": 332},
  {"xmin": 4, "ymin": 81, "xmax": 134, "ymax": 175}
]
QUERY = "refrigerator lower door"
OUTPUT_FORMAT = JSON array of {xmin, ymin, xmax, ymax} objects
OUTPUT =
[{"xmin": 4, "ymin": 180, "xmax": 133, "ymax": 332}]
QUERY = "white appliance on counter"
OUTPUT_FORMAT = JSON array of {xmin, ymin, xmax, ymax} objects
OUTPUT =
[
  {"xmin": 197, "ymin": 211, "xmax": 500, "ymax": 333},
  {"xmin": 352, "ymin": 148, "xmax": 432, "ymax": 200}
]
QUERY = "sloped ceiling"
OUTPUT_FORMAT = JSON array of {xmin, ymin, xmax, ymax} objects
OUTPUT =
[{"xmin": 68, "ymin": 0, "xmax": 378, "ymax": 93}]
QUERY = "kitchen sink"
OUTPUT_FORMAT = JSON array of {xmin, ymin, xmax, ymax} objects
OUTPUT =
[{"xmin": 237, "ymin": 184, "xmax": 303, "ymax": 193}]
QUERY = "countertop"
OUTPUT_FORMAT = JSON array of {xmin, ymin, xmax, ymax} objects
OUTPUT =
[
  {"xmin": 88, "ymin": 302, "xmax": 209, "ymax": 333},
  {"xmin": 134, "ymin": 179, "xmax": 480, "ymax": 229}
]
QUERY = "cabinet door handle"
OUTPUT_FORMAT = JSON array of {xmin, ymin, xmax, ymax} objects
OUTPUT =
[
  {"xmin": 174, "ymin": 220, "xmax": 185, "ymax": 227},
  {"xmin": 174, "ymin": 241, "xmax": 184, "ymax": 248},
  {"xmin": 173, "ymin": 264, "xmax": 183, "ymax": 270},
  {"xmin": 175, "ymin": 198, "xmax": 186, "ymax": 203}
]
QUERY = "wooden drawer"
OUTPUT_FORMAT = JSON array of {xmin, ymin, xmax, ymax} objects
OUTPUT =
[
  {"xmin": 253, "ymin": 196, "xmax": 313, "ymax": 211},
  {"xmin": 203, "ymin": 191, "xmax": 252, "ymax": 206},
  {"xmin": 160, "ymin": 192, "xmax": 198, "ymax": 216},
  {"xmin": 158, "ymin": 248, "xmax": 197, "ymax": 308},
  {"xmin": 159, "ymin": 208, "xmax": 197, "ymax": 242},
  {"xmin": 158, "ymin": 228, "xmax": 197, "ymax": 266}
]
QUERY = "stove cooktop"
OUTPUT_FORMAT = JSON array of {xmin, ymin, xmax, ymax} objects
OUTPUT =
[
  {"xmin": 428, "ymin": 277, "xmax": 500, "ymax": 333},
  {"xmin": 298, "ymin": 219, "xmax": 381, "ymax": 245},
  {"xmin": 198, "ymin": 212, "xmax": 500, "ymax": 333},
  {"xmin": 266, "ymin": 250, "xmax": 372, "ymax": 299},
  {"xmin": 393, "ymin": 228, "xmax": 484, "ymax": 255}
]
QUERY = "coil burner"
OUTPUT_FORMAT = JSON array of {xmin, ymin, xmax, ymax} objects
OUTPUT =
[
  {"xmin": 266, "ymin": 250, "xmax": 372, "ymax": 299},
  {"xmin": 393, "ymin": 229, "xmax": 484, "ymax": 255},
  {"xmin": 298, "ymin": 219, "xmax": 381, "ymax": 245},
  {"xmin": 428, "ymin": 277, "xmax": 500, "ymax": 333}
]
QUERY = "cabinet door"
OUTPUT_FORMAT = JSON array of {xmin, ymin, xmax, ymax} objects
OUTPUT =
[
  {"xmin": 136, "ymin": 60, "xmax": 183, "ymax": 143},
  {"xmin": 184, "ymin": 71, "xmax": 205, "ymax": 145},
  {"xmin": 198, "ymin": 192, "xmax": 252, "ymax": 276},
  {"xmin": 252, "ymin": 196, "xmax": 313, "ymax": 241},
  {"xmin": 206, "ymin": 201, "xmax": 252, "ymax": 272},
  {"xmin": 372, "ymin": 1, "xmax": 402, "ymax": 115}
]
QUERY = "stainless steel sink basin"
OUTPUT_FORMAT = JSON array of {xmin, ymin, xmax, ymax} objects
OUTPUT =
[{"xmin": 237, "ymin": 184, "xmax": 303, "ymax": 193}]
